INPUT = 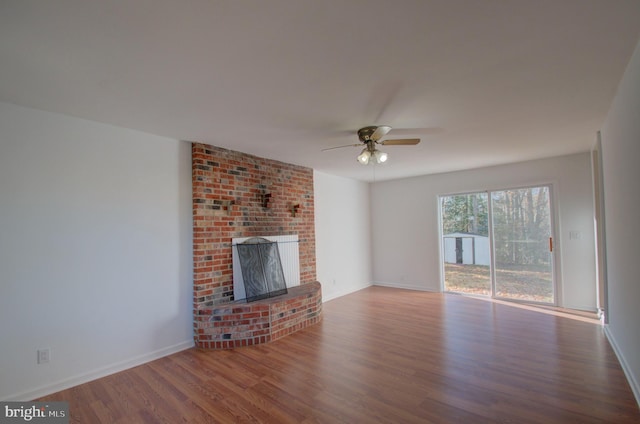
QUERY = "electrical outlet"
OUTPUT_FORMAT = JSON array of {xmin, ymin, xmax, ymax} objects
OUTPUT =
[{"xmin": 37, "ymin": 348, "xmax": 50, "ymax": 364}]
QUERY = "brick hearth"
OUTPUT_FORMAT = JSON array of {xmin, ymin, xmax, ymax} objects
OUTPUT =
[{"xmin": 195, "ymin": 282, "xmax": 322, "ymax": 349}]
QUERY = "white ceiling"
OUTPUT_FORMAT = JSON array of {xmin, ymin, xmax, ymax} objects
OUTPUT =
[{"xmin": 1, "ymin": 1, "xmax": 639, "ymax": 181}]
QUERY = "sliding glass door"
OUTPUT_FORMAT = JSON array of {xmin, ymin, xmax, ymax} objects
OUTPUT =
[
  {"xmin": 491, "ymin": 187, "xmax": 554, "ymax": 303},
  {"xmin": 441, "ymin": 185, "xmax": 555, "ymax": 305},
  {"xmin": 441, "ymin": 192, "xmax": 490, "ymax": 296}
]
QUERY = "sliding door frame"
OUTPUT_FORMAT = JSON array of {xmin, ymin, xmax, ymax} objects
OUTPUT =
[{"xmin": 439, "ymin": 183, "xmax": 559, "ymax": 306}]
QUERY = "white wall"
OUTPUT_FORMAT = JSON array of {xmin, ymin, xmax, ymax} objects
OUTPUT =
[
  {"xmin": 314, "ymin": 171, "xmax": 372, "ymax": 301},
  {"xmin": 600, "ymin": 38, "xmax": 640, "ymax": 403},
  {"xmin": 0, "ymin": 102, "xmax": 193, "ymax": 401},
  {"xmin": 371, "ymin": 153, "xmax": 596, "ymax": 311}
]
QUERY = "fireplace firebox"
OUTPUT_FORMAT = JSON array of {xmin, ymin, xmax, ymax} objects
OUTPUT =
[{"xmin": 233, "ymin": 237, "xmax": 288, "ymax": 302}]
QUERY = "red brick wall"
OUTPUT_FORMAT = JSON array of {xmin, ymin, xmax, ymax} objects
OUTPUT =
[{"xmin": 192, "ymin": 142, "xmax": 316, "ymax": 314}]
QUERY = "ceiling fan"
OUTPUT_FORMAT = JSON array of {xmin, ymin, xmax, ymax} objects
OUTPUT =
[{"xmin": 322, "ymin": 125, "xmax": 420, "ymax": 165}]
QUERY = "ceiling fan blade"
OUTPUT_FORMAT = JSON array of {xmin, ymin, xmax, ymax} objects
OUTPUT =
[
  {"xmin": 370, "ymin": 125, "xmax": 392, "ymax": 141},
  {"xmin": 321, "ymin": 143, "xmax": 362, "ymax": 152},
  {"xmin": 380, "ymin": 138, "xmax": 420, "ymax": 146}
]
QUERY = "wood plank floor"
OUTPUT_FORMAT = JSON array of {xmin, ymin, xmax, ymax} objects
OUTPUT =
[{"xmin": 38, "ymin": 286, "xmax": 640, "ymax": 423}]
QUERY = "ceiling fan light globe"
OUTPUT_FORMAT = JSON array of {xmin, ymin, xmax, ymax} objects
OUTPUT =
[
  {"xmin": 374, "ymin": 150, "xmax": 388, "ymax": 163},
  {"xmin": 357, "ymin": 149, "xmax": 371, "ymax": 165}
]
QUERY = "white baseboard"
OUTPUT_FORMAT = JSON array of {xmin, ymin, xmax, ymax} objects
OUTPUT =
[
  {"xmin": 4, "ymin": 340, "xmax": 194, "ymax": 402},
  {"xmin": 604, "ymin": 325, "xmax": 640, "ymax": 408},
  {"xmin": 372, "ymin": 281, "xmax": 439, "ymax": 292},
  {"xmin": 321, "ymin": 282, "xmax": 372, "ymax": 302},
  {"xmin": 320, "ymin": 281, "xmax": 439, "ymax": 302},
  {"xmin": 562, "ymin": 303, "xmax": 599, "ymax": 313}
]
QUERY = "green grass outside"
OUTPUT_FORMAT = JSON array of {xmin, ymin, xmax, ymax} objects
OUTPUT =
[{"xmin": 444, "ymin": 263, "xmax": 553, "ymax": 303}]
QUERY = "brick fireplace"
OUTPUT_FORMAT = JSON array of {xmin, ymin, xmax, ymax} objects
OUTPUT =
[{"xmin": 192, "ymin": 143, "xmax": 321, "ymax": 349}]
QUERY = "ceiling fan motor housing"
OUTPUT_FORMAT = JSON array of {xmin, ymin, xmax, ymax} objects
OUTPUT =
[
  {"xmin": 357, "ymin": 126, "xmax": 377, "ymax": 142},
  {"xmin": 358, "ymin": 125, "xmax": 389, "ymax": 143}
]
